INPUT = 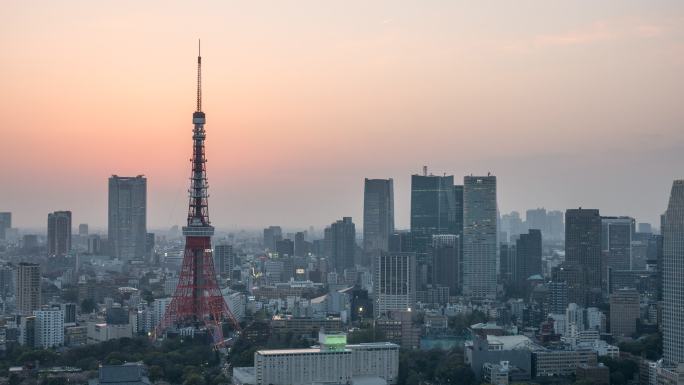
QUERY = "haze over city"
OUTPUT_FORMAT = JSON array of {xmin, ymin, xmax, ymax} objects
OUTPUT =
[{"xmin": 2, "ymin": 1, "xmax": 683, "ymax": 229}]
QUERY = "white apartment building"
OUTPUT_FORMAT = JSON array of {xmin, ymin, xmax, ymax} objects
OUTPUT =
[{"xmin": 33, "ymin": 308, "xmax": 64, "ymax": 348}]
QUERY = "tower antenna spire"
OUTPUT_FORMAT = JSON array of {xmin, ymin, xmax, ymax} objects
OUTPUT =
[{"xmin": 196, "ymin": 39, "xmax": 202, "ymax": 112}]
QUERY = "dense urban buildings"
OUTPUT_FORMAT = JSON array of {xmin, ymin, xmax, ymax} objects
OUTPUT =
[
  {"xmin": 47, "ymin": 210, "xmax": 71, "ymax": 256},
  {"xmin": 1, "ymin": 28, "xmax": 680, "ymax": 385},
  {"xmin": 462, "ymin": 175, "xmax": 497, "ymax": 299},
  {"xmin": 108, "ymin": 175, "xmax": 147, "ymax": 261},
  {"xmin": 664, "ymin": 180, "xmax": 684, "ymax": 366},
  {"xmin": 363, "ymin": 178, "xmax": 395, "ymax": 255}
]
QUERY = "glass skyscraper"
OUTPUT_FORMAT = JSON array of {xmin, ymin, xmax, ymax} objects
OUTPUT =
[
  {"xmin": 664, "ymin": 180, "xmax": 684, "ymax": 365},
  {"xmin": 108, "ymin": 175, "xmax": 147, "ymax": 260},
  {"xmin": 564, "ymin": 208, "xmax": 602, "ymax": 306},
  {"xmin": 410, "ymin": 171, "xmax": 463, "ymax": 289},
  {"xmin": 363, "ymin": 178, "xmax": 395, "ymax": 255},
  {"xmin": 47, "ymin": 210, "xmax": 71, "ymax": 256},
  {"xmin": 462, "ymin": 175, "xmax": 497, "ymax": 299}
]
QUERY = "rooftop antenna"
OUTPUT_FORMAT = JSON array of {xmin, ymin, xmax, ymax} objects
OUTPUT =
[{"xmin": 196, "ymin": 39, "xmax": 202, "ymax": 112}]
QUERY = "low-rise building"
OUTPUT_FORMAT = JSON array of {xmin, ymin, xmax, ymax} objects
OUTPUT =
[
  {"xmin": 482, "ymin": 361, "xmax": 510, "ymax": 385},
  {"xmin": 236, "ymin": 332, "xmax": 399, "ymax": 385},
  {"xmin": 65, "ymin": 325, "xmax": 87, "ymax": 347},
  {"xmin": 465, "ymin": 335, "xmax": 533, "ymax": 380},
  {"xmin": 87, "ymin": 322, "xmax": 133, "ymax": 344},
  {"xmin": 271, "ymin": 316, "xmax": 343, "ymax": 337},
  {"xmin": 532, "ymin": 348, "xmax": 597, "ymax": 377},
  {"xmin": 575, "ymin": 363, "xmax": 609, "ymax": 385},
  {"xmin": 89, "ymin": 363, "xmax": 150, "ymax": 385}
]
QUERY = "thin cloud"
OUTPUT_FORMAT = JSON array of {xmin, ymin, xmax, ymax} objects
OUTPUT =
[{"xmin": 503, "ymin": 18, "xmax": 669, "ymax": 53}]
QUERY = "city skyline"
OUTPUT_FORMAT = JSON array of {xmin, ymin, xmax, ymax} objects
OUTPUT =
[
  {"xmin": 3, "ymin": 2, "xmax": 684, "ymax": 383},
  {"xmin": 2, "ymin": 1, "xmax": 683, "ymax": 230}
]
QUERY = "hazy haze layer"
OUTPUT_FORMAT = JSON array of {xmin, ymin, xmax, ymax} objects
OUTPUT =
[{"xmin": 1, "ymin": 1, "xmax": 683, "ymax": 230}]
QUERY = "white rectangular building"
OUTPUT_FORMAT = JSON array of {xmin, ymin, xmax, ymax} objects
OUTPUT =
[
  {"xmin": 247, "ymin": 332, "xmax": 399, "ymax": 385},
  {"xmin": 33, "ymin": 308, "xmax": 64, "ymax": 348}
]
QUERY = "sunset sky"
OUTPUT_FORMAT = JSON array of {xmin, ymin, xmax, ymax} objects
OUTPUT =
[{"xmin": 1, "ymin": 1, "xmax": 683, "ymax": 231}]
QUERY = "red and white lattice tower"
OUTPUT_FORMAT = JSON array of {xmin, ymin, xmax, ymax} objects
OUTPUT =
[{"xmin": 156, "ymin": 42, "xmax": 240, "ymax": 344}]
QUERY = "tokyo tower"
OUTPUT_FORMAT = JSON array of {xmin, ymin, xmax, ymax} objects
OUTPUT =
[{"xmin": 156, "ymin": 42, "xmax": 240, "ymax": 344}]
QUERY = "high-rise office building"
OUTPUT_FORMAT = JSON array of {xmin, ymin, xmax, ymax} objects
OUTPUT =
[
  {"xmin": 500, "ymin": 211, "xmax": 525, "ymax": 243},
  {"xmin": 0, "ymin": 212, "xmax": 11, "ymax": 240},
  {"xmin": 145, "ymin": 232, "xmax": 155, "ymax": 258},
  {"xmin": 275, "ymin": 238, "xmax": 294, "ymax": 257},
  {"xmin": 516, "ymin": 229, "xmax": 542, "ymax": 283},
  {"xmin": 108, "ymin": 175, "xmax": 147, "ymax": 260},
  {"xmin": 294, "ymin": 231, "xmax": 309, "ymax": 257},
  {"xmin": 263, "ymin": 226, "xmax": 282, "ymax": 251},
  {"xmin": 547, "ymin": 210, "xmax": 565, "ymax": 241},
  {"xmin": 22, "ymin": 234, "xmax": 39, "ymax": 253},
  {"xmin": 462, "ymin": 175, "xmax": 497, "ymax": 299},
  {"xmin": 214, "ymin": 244, "xmax": 235, "ymax": 276},
  {"xmin": 374, "ymin": 252, "xmax": 416, "ymax": 317},
  {"xmin": 388, "ymin": 231, "xmax": 414, "ymax": 253},
  {"xmin": 549, "ymin": 281, "xmax": 569, "ymax": 314},
  {"xmin": 601, "ymin": 216, "xmax": 633, "ymax": 291},
  {"xmin": 326, "ymin": 217, "xmax": 356, "ymax": 272},
  {"xmin": 88, "ymin": 235, "xmax": 102, "ymax": 254},
  {"xmin": 0, "ymin": 265, "xmax": 14, "ymax": 299},
  {"xmin": 17, "ymin": 262, "xmax": 41, "ymax": 315},
  {"xmin": 564, "ymin": 208, "xmax": 602, "ymax": 306},
  {"xmin": 609, "ymin": 288, "xmax": 639, "ymax": 337},
  {"xmin": 499, "ymin": 243, "xmax": 516, "ymax": 285},
  {"xmin": 410, "ymin": 172, "xmax": 461, "ymax": 251},
  {"xmin": 78, "ymin": 224, "xmax": 89, "ymax": 236},
  {"xmin": 647, "ymin": 233, "xmax": 664, "ymax": 301},
  {"xmin": 47, "ymin": 211, "xmax": 71, "ymax": 256},
  {"xmin": 431, "ymin": 234, "xmax": 460, "ymax": 296},
  {"xmin": 363, "ymin": 178, "xmax": 395, "ymax": 255},
  {"xmin": 62, "ymin": 303, "xmax": 77, "ymax": 324},
  {"xmin": 526, "ymin": 208, "xmax": 547, "ymax": 234},
  {"xmin": 410, "ymin": 170, "xmax": 463, "ymax": 291},
  {"xmin": 639, "ymin": 223, "xmax": 653, "ymax": 234},
  {"xmin": 663, "ymin": 180, "xmax": 684, "ymax": 365}
]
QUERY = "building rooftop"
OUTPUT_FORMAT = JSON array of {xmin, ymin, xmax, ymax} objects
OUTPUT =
[
  {"xmin": 486, "ymin": 335, "xmax": 536, "ymax": 350},
  {"xmin": 256, "ymin": 347, "xmax": 351, "ymax": 355},
  {"xmin": 471, "ymin": 322, "xmax": 504, "ymax": 330},
  {"xmin": 350, "ymin": 375, "xmax": 388, "ymax": 385},
  {"xmin": 96, "ymin": 363, "xmax": 150, "ymax": 385},
  {"xmin": 256, "ymin": 341, "xmax": 399, "ymax": 356}
]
